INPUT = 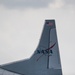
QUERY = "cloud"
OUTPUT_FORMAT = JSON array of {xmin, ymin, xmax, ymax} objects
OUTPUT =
[
  {"xmin": 63, "ymin": 0, "xmax": 75, "ymax": 9},
  {"xmin": 0, "ymin": 0, "xmax": 53, "ymax": 9},
  {"xmin": 0, "ymin": 0, "xmax": 75, "ymax": 9},
  {"xmin": 64, "ymin": 0, "xmax": 75, "ymax": 5},
  {"xmin": 49, "ymin": 0, "xmax": 65, "ymax": 9}
]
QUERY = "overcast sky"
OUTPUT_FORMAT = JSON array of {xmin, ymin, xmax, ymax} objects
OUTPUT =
[{"xmin": 0, "ymin": 0, "xmax": 75, "ymax": 75}]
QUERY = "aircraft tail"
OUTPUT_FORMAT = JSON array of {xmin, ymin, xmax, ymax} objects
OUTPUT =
[
  {"xmin": 1, "ymin": 20, "xmax": 62, "ymax": 75},
  {"xmin": 30, "ymin": 20, "xmax": 62, "ymax": 72}
]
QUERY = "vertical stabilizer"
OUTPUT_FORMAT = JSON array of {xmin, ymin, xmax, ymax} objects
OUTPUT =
[
  {"xmin": 32, "ymin": 20, "xmax": 62, "ymax": 74},
  {"xmin": 1, "ymin": 20, "xmax": 62, "ymax": 75}
]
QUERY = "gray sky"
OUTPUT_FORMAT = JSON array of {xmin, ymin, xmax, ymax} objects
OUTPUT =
[
  {"xmin": 0, "ymin": 0, "xmax": 75, "ymax": 75},
  {"xmin": 0, "ymin": 0, "xmax": 53, "ymax": 8}
]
